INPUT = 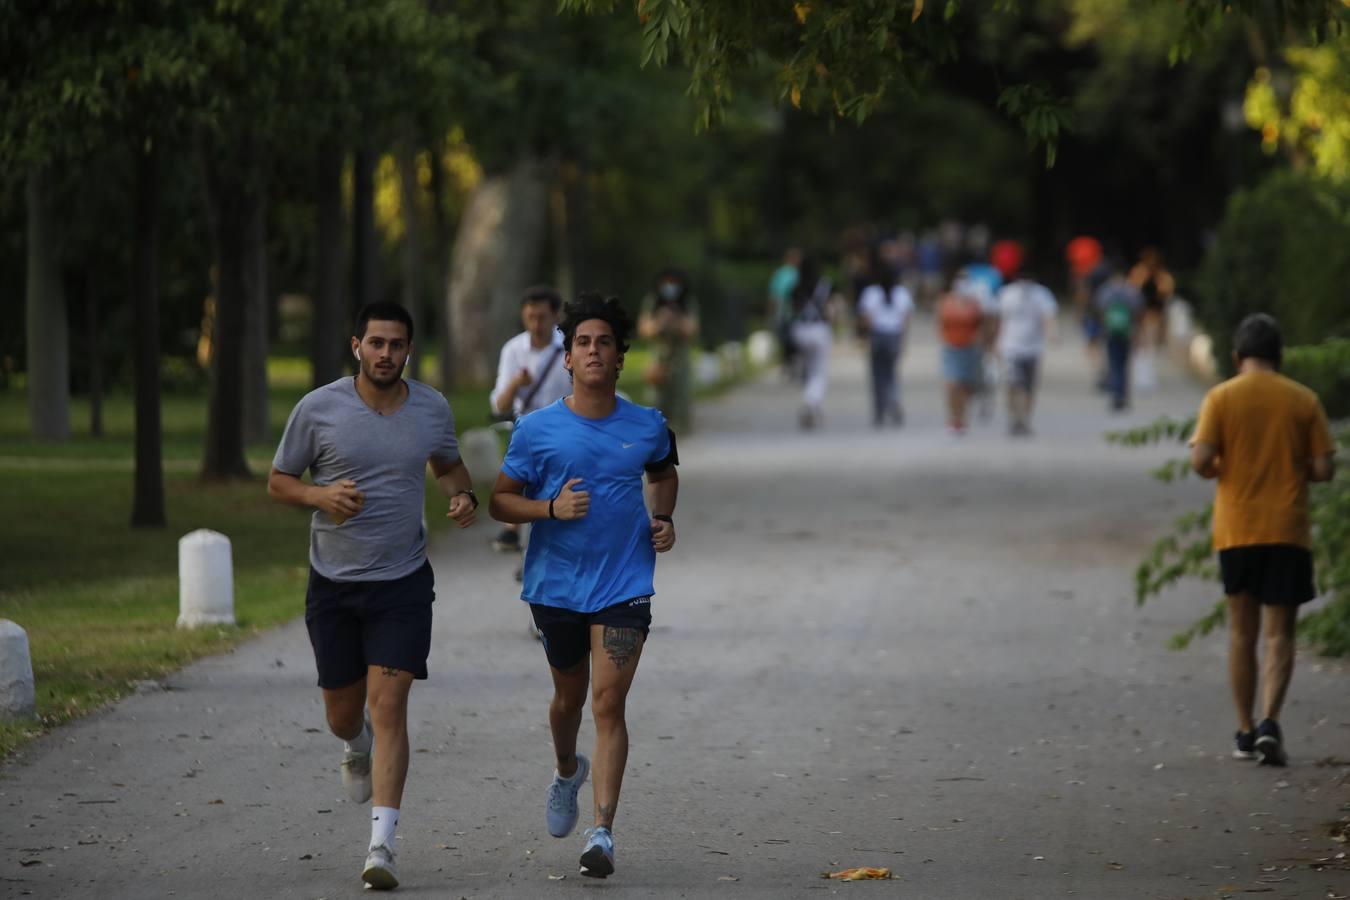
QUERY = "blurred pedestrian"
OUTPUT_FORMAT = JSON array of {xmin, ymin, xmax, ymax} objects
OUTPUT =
[
  {"xmin": 1189, "ymin": 313, "xmax": 1335, "ymax": 765},
  {"xmin": 856, "ymin": 246, "xmax": 915, "ymax": 427},
  {"xmin": 936, "ymin": 277, "xmax": 987, "ymax": 436},
  {"xmin": 1128, "ymin": 248, "xmax": 1174, "ymax": 393},
  {"xmin": 995, "ymin": 266, "xmax": 1058, "ymax": 436},
  {"xmin": 490, "ymin": 285, "xmax": 571, "ymax": 554},
  {"xmin": 1093, "ymin": 267, "xmax": 1142, "ymax": 412},
  {"xmin": 790, "ymin": 257, "xmax": 834, "ymax": 429},
  {"xmin": 767, "ymin": 248, "xmax": 802, "ymax": 378},
  {"xmin": 638, "ymin": 268, "xmax": 699, "ymax": 434}
]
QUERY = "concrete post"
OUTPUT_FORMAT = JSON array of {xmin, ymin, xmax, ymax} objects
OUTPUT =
[{"xmin": 178, "ymin": 529, "xmax": 236, "ymax": 628}]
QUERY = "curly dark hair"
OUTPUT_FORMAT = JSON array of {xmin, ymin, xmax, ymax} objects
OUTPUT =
[{"xmin": 559, "ymin": 292, "xmax": 633, "ymax": 355}]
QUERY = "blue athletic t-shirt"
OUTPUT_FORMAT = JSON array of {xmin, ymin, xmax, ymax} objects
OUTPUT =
[{"xmin": 501, "ymin": 397, "xmax": 672, "ymax": 612}]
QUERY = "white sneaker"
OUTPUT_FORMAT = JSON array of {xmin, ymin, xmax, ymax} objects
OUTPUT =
[
  {"xmin": 342, "ymin": 711, "xmax": 373, "ymax": 803},
  {"xmin": 362, "ymin": 843, "xmax": 398, "ymax": 890},
  {"xmin": 545, "ymin": 754, "xmax": 590, "ymax": 838}
]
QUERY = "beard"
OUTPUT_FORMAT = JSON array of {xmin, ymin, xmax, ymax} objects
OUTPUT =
[{"xmin": 362, "ymin": 360, "xmax": 402, "ymax": 388}]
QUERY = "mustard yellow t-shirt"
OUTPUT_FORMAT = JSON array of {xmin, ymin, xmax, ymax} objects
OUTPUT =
[{"xmin": 1191, "ymin": 370, "xmax": 1335, "ymax": 550}]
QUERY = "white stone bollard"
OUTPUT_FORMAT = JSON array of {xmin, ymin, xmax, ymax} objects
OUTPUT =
[
  {"xmin": 0, "ymin": 620, "xmax": 36, "ymax": 720},
  {"xmin": 746, "ymin": 330, "xmax": 777, "ymax": 368},
  {"xmin": 459, "ymin": 428, "xmax": 504, "ymax": 483},
  {"xmin": 178, "ymin": 529, "xmax": 236, "ymax": 628}
]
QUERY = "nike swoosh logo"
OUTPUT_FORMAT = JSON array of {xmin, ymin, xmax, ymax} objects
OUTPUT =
[{"xmin": 622, "ymin": 442, "xmax": 636, "ymax": 449}]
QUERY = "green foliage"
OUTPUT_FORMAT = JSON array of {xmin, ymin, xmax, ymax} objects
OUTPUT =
[
  {"xmin": 1172, "ymin": 0, "xmax": 1349, "ymax": 64},
  {"xmin": 996, "ymin": 83, "xmax": 1073, "ymax": 168},
  {"xmin": 1196, "ymin": 169, "xmax": 1350, "ymax": 374},
  {"xmin": 1116, "ymin": 405, "xmax": 1350, "ymax": 656},
  {"xmin": 1284, "ymin": 338, "xmax": 1350, "ymax": 418}
]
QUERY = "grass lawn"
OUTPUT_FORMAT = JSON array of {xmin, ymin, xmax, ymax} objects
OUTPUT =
[{"xmin": 0, "ymin": 357, "xmax": 499, "ymax": 758}]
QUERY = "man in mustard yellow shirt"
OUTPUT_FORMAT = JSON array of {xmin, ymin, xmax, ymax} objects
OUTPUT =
[{"xmin": 1190, "ymin": 314, "xmax": 1336, "ymax": 765}]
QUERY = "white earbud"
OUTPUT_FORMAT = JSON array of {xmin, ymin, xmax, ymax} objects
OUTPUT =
[{"xmin": 354, "ymin": 349, "xmax": 362, "ymax": 362}]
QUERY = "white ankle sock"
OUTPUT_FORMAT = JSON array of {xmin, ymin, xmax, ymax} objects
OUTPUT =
[
  {"xmin": 371, "ymin": 806, "xmax": 399, "ymax": 850},
  {"xmin": 345, "ymin": 717, "xmax": 372, "ymax": 755}
]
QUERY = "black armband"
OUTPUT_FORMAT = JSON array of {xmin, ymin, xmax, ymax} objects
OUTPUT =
[{"xmin": 644, "ymin": 428, "xmax": 680, "ymax": 473}]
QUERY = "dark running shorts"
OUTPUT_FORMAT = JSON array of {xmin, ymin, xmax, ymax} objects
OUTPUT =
[
  {"xmin": 1219, "ymin": 545, "xmax": 1316, "ymax": 607},
  {"xmin": 1006, "ymin": 356, "xmax": 1040, "ymax": 390},
  {"xmin": 305, "ymin": 560, "xmax": 435, "ymax": 688},
  {"xmin": 529, "ymin": 596, "xmax": 652, "ymax": 671}
]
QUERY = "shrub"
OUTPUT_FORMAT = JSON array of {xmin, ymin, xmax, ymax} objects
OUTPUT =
[{"xmin": 1197, "ymin": 170, "xmax": 1350, "ymax": 377}]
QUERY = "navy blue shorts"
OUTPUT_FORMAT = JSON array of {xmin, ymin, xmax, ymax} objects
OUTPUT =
[
  {"xmin": 529, "ymin": 597, "xmax": 652, "ymax": 671},
  {"xmin": 305, "ymin": 560, "xmax": 435, "ymax": 688},
  {"xmin": 1219, "ymin": 545, "xmax": 1316, "ymax": 607},
  {"xmin": 1006, "ymin": 356, "xmax": 1040, "ymax": 390}
]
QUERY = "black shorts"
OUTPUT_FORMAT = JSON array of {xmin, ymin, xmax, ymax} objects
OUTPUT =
[
  {"xmin": 305, "ymin": 560, "xmax": 435, "ymax": 688},
  {"xmin": 1219, "ymin": 545, "xmax": 1316, "ymax": 606},
  {"xmin": 529, "ymin": 597, "xmax": 652, "ymax": 671},
  {"xmin": 1006, "ymin": 356, "xmax": 1040, "ymax": 390}
]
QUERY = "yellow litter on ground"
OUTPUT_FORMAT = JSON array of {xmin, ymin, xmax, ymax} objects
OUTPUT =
[{"xmin": 823, "ymin": 866, "xmax": 895, "ymax": 881}]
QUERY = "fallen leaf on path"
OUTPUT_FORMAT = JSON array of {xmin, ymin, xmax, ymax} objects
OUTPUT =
[
  {"xmin": 822, "ymin": 867, "xmax": 895, "ymax": 881},
  {"xmin": 718, "ymin": 875, "xmax": 739, "ymax": 881},
  {"xmin": 547, "ymin": 874, "xmax": 565, "ymax": 881}
]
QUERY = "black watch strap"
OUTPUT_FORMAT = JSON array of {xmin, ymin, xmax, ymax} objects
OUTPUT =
[
  {"xmin": 456, "ymin": 488, "xmax": 479, "ymax": 509},
  {"xmin": 652, "ymin": 513, "xmax": 673, "ymax": 523}
]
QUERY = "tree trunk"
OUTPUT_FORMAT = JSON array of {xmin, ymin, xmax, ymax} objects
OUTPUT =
[
  {"xmin": 25, "ymin": 169, "xmax": 70, "ymax": 440},
  {"xmin": 242, "ymin": 184, "xmax": 270, "ymax": 445},
  {"xmin": 312, "ymin": 141, "xmax": 347, "ymax": 387},
  {"xmin": 352, "ymin": 144, "xmax": 379, "ymax": 312},
  {"xmin": 69, "ymin": 267, "xmax": 102, "ymax": 437},
  {"xmin": 428, "ymin": 134, "xmax": 454, "ymax": 392},
  {"xmin": 397, "ymin": 139, "xmax": 423, "ymax": 382},
  {"xmin": 445, "ymin": 156, "xmax": 550, "ymax": 384},
  {"xmin": 131, "ymin": 145, "xmax": 165, "ymax": 526},
  {"xmin": 201, "ymin": 156, "xmax": 254, "ymax": 481}
]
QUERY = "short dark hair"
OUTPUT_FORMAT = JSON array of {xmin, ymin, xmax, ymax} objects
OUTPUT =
[
  {"xmin": 559, "ymin": 292, "xmax": 632, "ymax": 355},
  {"xmin": 1233, "ymin": 313, "xmax": 1282, "ymax": 368},
  {"xmin": 521, "ymin": 284, "xmax": 562, "ymax": 312},
  {"xmin": 354, "ymin": 301, "xmax": 414, "ymax": 343}
]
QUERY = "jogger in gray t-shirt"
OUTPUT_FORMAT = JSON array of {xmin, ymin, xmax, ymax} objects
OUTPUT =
[{"xmin": 268, "ymin": 301, "xmax": 478, "ymax": 890}]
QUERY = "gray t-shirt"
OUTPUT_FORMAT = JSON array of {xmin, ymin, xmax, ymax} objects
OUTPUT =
[{"xmin": 273, "ymin": 377, "xmax": 461, "ymax": 582}]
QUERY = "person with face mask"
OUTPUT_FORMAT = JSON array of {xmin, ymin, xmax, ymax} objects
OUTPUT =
[{"xmin": 637, "ymin": 268, "xmax": 699, "ymax": 433}]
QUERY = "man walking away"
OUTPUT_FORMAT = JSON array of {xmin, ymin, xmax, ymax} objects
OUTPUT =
[
  {"xmin": 1094, "ymin": 267, "xmax": 1142, "ymax": 412},
  {"xmin": 995, "ymin": 270, "xmax": 1058, "ymax": 436},
  {"xmin": 1189, "ymin": 313, "xmax": 1335, "ymax": 765},
  {"xmin": 269, "ymin": 301, "xmax": 479, "ymax": 889}
]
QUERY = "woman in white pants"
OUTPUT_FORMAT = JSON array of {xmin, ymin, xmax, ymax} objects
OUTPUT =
[{"xmin": 789, "ymin": 259, "xmax": 834, "ymax": 429}]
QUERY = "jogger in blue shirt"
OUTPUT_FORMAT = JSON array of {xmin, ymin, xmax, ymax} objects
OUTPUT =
[{"xmin": 490, "ymin": 293, "xmax": 680, "ymax": 879}]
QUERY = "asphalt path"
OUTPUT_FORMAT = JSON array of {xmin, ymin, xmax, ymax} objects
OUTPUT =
[{"xmin": 4, "ymin": 316, "xmax": 1348, "ymax": 899}]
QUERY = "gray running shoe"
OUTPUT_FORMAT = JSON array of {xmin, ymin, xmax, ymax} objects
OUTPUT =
[{"xmin": 545, "ymin": 754, "xmax": 590, "ymax": 838}]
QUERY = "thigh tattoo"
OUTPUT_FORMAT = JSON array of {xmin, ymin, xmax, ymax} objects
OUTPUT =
[{"xmin": 602, "ymin": 626, "xmax": 642, "ymax": 670}]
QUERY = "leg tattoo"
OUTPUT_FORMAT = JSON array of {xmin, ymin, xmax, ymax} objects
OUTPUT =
[
  {"xmin": 379, "ymin": 666, "xmax": 401, "ymax": 678},
  {"xmin": 597, "ymin": 802, "xmax": 616, "ymax": 827},
  {"xmin": 602, "ymin": 626, "xmax": 641, "ymax": 670}
]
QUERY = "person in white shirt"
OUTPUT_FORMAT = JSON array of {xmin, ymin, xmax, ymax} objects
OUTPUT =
[
  {"xmin": 855, "ymin": 254, "xmax": 915, "ymax": 427},
  {"xmin": 490, "ymin": 286, "xmax": 571, "ymax": 551},
  {"xmin": 995, "ymin": 273, "xmax": 1058, "ymax": 436}
]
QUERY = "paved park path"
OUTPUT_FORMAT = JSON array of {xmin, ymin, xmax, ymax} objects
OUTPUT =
[{"xmin": 4, "ymin": 316, "xmax": 1348, "ymax": 899}]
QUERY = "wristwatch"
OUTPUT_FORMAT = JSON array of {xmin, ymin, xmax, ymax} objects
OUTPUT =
[{"xmin": 455, "ymin": 488, "xmax": 479, "ymax": 510}]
